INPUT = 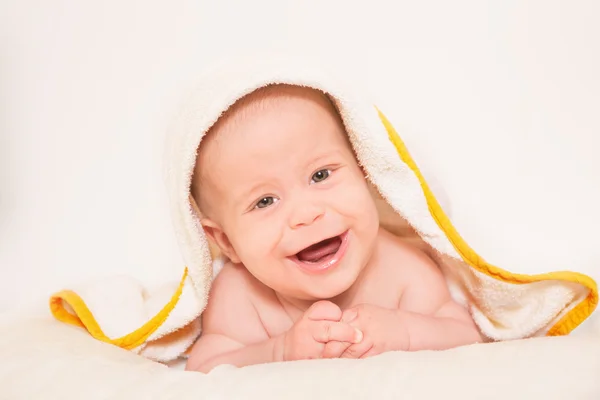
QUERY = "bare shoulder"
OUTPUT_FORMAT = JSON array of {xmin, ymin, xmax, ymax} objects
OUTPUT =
[
  {"xmin": 378, "ymin": 228, "xmax": 442, "ymax": 279},
  {"xmin": 201, "ymin": 262, "xmax": 269, "ymax": 343},
  {"xmin": 378, "ymin": 229, "xmax": 451, "ymax": 313}
]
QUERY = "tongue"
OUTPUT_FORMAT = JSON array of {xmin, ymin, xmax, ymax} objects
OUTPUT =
[{"xmin": 297, "ymin": 237, "xmax": 341, "ymax": 263}]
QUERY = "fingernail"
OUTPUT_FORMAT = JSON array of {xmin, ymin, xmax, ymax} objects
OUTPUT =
[
  {"xmin": 354, "ymin": 328, "xmax": 363, "ymax": 343},
  {"xmin": 342, "ymin": 309, "xmax": 358, "ymax": 323}
]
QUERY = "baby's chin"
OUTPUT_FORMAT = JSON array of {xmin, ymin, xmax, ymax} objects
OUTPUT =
[{"xmin": 285, "ymin": 270, "xmax": 361, "ymax": 302}]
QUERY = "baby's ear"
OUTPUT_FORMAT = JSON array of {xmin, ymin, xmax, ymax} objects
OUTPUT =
[{"xmin": 200, "ymin": 218, "xmax": 241, "ymax": 264}]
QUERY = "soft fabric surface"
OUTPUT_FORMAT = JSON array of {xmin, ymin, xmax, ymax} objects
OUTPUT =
[
  {"xmin": 2, "ymin": 312, "xmax": 600, "ymax": 399},
  {"xmin": 49, "ymin": 269, "xmax": 202, "ymax": 362}
]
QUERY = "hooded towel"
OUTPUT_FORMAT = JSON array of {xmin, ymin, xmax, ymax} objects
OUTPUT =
[{"xmin": 49, "ymin": 54, "xmax": 598, "ymax": 361}]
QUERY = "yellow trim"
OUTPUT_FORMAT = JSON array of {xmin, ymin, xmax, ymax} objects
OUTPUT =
[
  {"xmin": 49, "ymin": 267, "xmax": 189, "ymax": 350},
  {"xmin": 377, "ymin": 109, "xmax": 598, "ymax": 335}
]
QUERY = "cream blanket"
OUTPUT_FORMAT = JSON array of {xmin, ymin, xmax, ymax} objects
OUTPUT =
[
  {"xmin": 49, "ymin": 54, "xmax": 598, "ymax": 362},
  {"xmin": 3, "ymin": 314, "xmax": 600, "ymax": 399}
]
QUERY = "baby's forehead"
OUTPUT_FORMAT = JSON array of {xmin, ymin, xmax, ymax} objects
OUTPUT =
[{"xmin": 198, "ymin": 84, "xmax": 336, "ymax": 159}]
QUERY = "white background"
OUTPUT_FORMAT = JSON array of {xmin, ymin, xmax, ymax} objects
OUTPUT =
[{"xmin": 1, "ymin": 0, "xmax": 599, "ymax": 324}]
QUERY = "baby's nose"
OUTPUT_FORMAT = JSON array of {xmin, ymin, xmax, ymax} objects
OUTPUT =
[{"xmin": 289, "ymin": 203, "xmax": 325, "ymax": 229}]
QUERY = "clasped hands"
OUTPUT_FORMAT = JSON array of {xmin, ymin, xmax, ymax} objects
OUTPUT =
[{"xmin": 280, "ymin": 300, "xmax": 409, "ymax": 362}]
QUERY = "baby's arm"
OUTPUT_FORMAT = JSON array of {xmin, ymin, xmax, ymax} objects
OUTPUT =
[
  {"xmin": 341, "ymin": 249, "xmax": 482, "ymax": 357},
  {"xmin": 395, "ymin": 255, "xmax": 483, "ymax": 351},
  {"xmin": 185, "ymin": 264, "xmax": 276, "ymax": 373}
]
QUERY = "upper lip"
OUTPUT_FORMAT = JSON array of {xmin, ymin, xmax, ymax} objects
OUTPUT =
[{"xmin": 288, "ymin": 231, "xmax": 346, "ymax": 257}]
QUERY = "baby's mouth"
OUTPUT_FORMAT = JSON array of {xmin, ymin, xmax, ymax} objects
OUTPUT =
[{"xmin": 295, "ymin": 235, "xmax": 343, "ymax": 264}]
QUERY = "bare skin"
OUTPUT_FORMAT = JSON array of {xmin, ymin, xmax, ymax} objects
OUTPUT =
[{"xmin": 186, "ymin": 85, "xmax": 482, "ymax": 373}]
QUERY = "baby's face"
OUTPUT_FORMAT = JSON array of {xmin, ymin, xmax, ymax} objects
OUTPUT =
[{"xmin": 196, "ymin": 86, "xmax": 379, "ymax": 300}]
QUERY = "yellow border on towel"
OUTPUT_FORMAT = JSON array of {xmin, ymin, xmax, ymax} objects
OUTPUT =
[
  {"xmin": 377, "ymin": 109, "xmax": 598, "ymax": 335},
  {"xmin": 48, "ymin": 267, "xmax": 189, "ymax": 350}
]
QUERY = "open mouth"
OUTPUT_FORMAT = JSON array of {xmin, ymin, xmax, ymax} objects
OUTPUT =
[
  {"xmin": 296, "ymin": 236, "xmax": 342, "ymax": 263},
  {"xmin": 290, "ymin": 231, "xmax": 349, "ymax": 273}
]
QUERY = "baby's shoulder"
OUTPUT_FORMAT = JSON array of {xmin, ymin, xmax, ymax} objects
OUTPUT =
[
  {"xmin": 208, "ymin": 261, "xmax": 280, "ymax": 312},
  {"xmin": 368, "ymin": 229, "xmax": 448, "ymax": 310},
  {"xmin": 201, "ymin": 262, "xmax": 270, "ymax": 340},
  {"xmin": 377, "ymin": 228, "xmax": 441, "ymax": 281},
  {"xmin": 209, "ymin": 261, "xmax": 262, "ymax": 301}
]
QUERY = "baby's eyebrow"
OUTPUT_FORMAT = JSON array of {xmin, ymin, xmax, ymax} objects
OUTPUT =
[
  {"xmin": 306, "ymin": 150, "xmax": 344, "ymax": 169},
  {"xmin": 235, "ymin": 182, "xmax": 269, "ymax": 206}
]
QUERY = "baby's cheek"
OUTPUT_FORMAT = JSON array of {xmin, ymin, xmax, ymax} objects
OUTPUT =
[
  {"xmin": 237, "ymin": 222, "xmax": 291, "ymax": 289},
  {"xmin": 339, "ymin": 183, "xmax": 378, "ymax": 222},
  {"xmin": 236, "ymin": 220, "xmax": 281, "ymax": 261}
]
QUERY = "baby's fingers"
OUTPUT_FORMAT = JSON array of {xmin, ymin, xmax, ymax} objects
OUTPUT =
[
  {"xmin": 322, "ymin": 341, "xmax": 352, "ymax": 359},
  {"xmin": 306, "ymin": 301, "xmax": 342, "ymax": 322},
  {"xmin": 312, "ymin": 321, "xmax": 363, "ymax": 344},
  {"xmin": 341, "ymin": 341, "xmax": 372, "ymax": 359}
]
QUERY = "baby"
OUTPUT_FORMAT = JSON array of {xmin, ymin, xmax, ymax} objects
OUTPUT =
[{"xmin": 185, "ymin": 84, "xmax": 482, "ymax": 373}]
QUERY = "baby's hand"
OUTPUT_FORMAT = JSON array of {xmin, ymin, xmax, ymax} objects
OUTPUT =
[
  {"xmin": 339, "ymin": 304, "xmax": 409, "ymax": 359},
  {"xmin": 282, "ymin": 301, "xmax": 363, "ymax": 361}
]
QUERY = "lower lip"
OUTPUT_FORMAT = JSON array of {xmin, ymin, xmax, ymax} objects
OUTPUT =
[{"xmin": 289, "ymin": 231, "xmax": 350, "ymax": 274}]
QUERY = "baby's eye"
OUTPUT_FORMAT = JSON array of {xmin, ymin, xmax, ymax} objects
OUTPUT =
[
  {"xmin": 311, "ymin": 169, "xmax": 331, "ymax": 184},
  {"xmin": 255, "ymin": 196, "xmax": 277, "ymax": 209}
]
